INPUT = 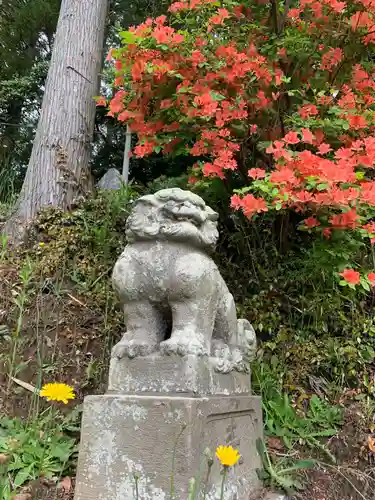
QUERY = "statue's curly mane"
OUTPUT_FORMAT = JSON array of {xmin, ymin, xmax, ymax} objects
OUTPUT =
[{"xmin": 125, "ymin": 188, "xmax": 219, "ymax": 251}]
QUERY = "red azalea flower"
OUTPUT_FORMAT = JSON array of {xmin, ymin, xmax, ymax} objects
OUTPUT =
[
  {"xmin": 340, "ymin": 269, "xmax": 360, "ymax": 285},
  {"xmin": 304, "ymin": 217, "xmax": 320, "ymax": 228},
  {"xmin": 248, "ymin": 168, "xmax": 266, "ymax": 179},
  {"xmin": 188, "ymin": 176, "xmax": 199, "ymax": 184},
  {"xmin": 283, "ymin": 131, "xmax": 300, "ymax": 145}
]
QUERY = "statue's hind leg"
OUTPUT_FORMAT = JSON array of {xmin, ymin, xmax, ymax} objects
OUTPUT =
[
  {"xmin": 212, "ymin": 289, "xmax": 237, "ymax": 345},
  {"xmin": 112, "ymin": 301, "xmax": 164, "ymax": 359}
]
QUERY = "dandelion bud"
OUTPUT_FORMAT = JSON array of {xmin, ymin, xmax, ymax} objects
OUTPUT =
[
  {"xmin": 204, "ymin": 447, "xmax": 214, "ymax": 466},
  {"xmin": 133, "ymin": 470, "xmax": 141, "ymax": 480},
  {"xmin": 187, "ymin": 477, "xmax": 196, "ymax": 497}
]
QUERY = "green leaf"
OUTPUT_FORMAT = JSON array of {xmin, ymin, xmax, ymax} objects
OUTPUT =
[
  {"xmin": 0, "ymin": 479, "xmax": 11, "ymax": 498},
  {"xmin": 281, "ymin": 76, "xmax": 291, "ymax": 83},
  {"xmin": 233, "ymin": 186, "xmax": 252, "ymax": 194},
  {"xmin": 361, "ymin": 280, "xmax": 370, "ymax": 292},
  {"xmin": 283, "ymin": 435, "xmax": 293, "ymax": 449},
  {"xmin": 50, "ymin": 441, "xmax": 75, "ymax": 462},
  {"xmin": 209, "ymin": 91, "xmax": 225, "ymax": 101},
  {"xmin": 13, "ymin": 463, "xmax": 35, "ymax": 488},
  {"xmin": 119, "ymin": 31, "xmax": 137, "ymax": 45},
  {"xmin": 285, "ymin": 459, "xmax": 316, "ymax": 471},
  {"xmin": 355, "ymin": 171, "xmax": 365, "ymax": 180},
  {"xmin": 277, "ymin": 475, "xmax": 299, "ymax": 490},
  {"xmin": 258, "ymin": 141, "xmax": 272, "ymax": 151},
  {"xmin": 327, "ymin": 106, "xmax": 341, "ymax": 116}
]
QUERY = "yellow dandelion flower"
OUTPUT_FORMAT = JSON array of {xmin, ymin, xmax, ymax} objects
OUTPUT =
[
  {"xmin": 216, "ymin": 445, "xmax": 241, "ymax": 467},
  {"xmin": 40, "ymin": 383, "xmax": 75, "ymax": 404}
]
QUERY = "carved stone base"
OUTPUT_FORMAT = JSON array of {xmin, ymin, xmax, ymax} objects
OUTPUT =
[
  {"xmin": 108, "ymin": 353, "xmax": 251, "ymax": 396},
  {"xmin": 74, "ymin": 393, "xmax": 263, "ymax": 500}
]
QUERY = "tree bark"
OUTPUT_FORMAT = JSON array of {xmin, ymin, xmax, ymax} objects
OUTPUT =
[{"xmin": 4, "ymin": 0, "xmax": 108, "ymax": 241}]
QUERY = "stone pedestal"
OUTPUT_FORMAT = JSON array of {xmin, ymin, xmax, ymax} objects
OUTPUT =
[
  {"xmin": 74, "ymin": 355, "xmax": 263, "ymax": 500},
  {"xmin": 108, "ymin": 353, "xmax": 252, "ymax": 395}
]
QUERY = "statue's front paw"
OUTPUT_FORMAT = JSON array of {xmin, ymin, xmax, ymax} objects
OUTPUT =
[
  {"xmin": 211, "ymin": 340, "xmax": 233, "ymax": 373},
  {"xmin": 231, "ymin": 347, "xmax": 250, "ymax": 373},
  {"xmin": 212, "ymin": 357, "xmax": 233, "ymax": 374},
  {"xmin": 160, "ymin": 336, "xmax": 208, "ymax": 357},
  {"xmin": 211, "ymin": 339, "xmax": 231, "ymax": 359},
  {"xmin": 112, "ymin": 338, "xmax": 155, "ymax": 359}
]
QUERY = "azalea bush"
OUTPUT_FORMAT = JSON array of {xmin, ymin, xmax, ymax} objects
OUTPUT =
[{"xmin": 98, "ymin": 0, "xmax": 375, "ymax": 287}]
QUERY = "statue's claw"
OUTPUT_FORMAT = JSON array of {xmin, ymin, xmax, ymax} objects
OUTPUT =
[{"xmin": 112, "ymin": 338, "xmax": 155, "ymax": 359}]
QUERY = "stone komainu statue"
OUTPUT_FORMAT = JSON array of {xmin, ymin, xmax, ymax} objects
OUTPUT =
[{"xmin": 112, "ymin": 188, "xmax": 256, "ymax": 372}]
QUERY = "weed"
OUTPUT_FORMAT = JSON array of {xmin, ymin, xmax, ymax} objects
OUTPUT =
[
  {"xmin": 253, "ymin": 358, "xmax": 343, "ymax": 462},
  {"xmin": 0, "ymin": 235, "xmax": 7, "ymax": 262},
  {"xmin": 258, "ymin": 329, "xmax": 375, "ymax": 396},
  {"xmin": 266, "ymin": 394, "xmax": 341, "ymax": 461},
  {"xmin": 6, "ymin": 259, "xmax": 34, "ymax": 393},
  {"xmin": 0, "ymin": 410, "xmax": 78, "ymax": 499},
  {"xmin": 256, "ymin": 438, "xmax": 315, "ymax": 495}
]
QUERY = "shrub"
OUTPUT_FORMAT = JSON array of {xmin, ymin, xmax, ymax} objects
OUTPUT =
[{"xmin": 99, "ymin": 0, "xmax": 375, "ymax": 287}]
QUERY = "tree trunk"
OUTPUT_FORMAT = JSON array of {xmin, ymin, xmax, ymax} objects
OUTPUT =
[{"xmin": 4, "ymin": 0, "xmax": 108, "ymax": 242}]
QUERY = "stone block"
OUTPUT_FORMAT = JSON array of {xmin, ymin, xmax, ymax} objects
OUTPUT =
[
  {"xmin": 108, "ymin": 353, "xmax": 251, "ymax": 396},
  {"xmin": 97, "ymin": 168, "xmax": 123, "ymax": 190},
  {"xmin": 74, "ymin": 393, "xmax": 263, "ymax": 500}
]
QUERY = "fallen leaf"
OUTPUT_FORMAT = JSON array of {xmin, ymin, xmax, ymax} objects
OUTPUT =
[
  {"xmin": 266, "ymin": 436, "xmax": 284, "ymax": 451},
  {"xmin": 59, "ymin": 476, "xmax": 72, "ymax": 492},
  {"xmin": 367, "ymin": 435, "xmax": 375, "ymax": 453},
  {"xmin": 10, "ymin": 377, "xmax": 37, "ymax": 394},
  {"xmin": 14, "ymin": 495, "xmax": 32, "ymax": 500},
  {"xmin": 0, "ymin": 453, "xmax": 9, "ymax": 464},
  {"xmin": 66, "ymin": 293, "xmax": 88, "ymax": 308}
]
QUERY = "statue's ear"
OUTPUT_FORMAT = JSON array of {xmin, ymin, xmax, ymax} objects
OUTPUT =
[
  {"xmin": 206, "ymin": 207, "xmax": 219, "ymax": 222},
  {"xmin": 134, "ymin": 194, "xmax": 160, "ymax": 208}
]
